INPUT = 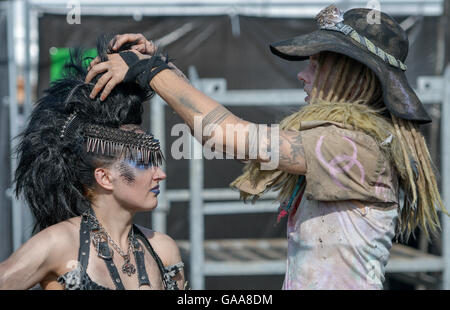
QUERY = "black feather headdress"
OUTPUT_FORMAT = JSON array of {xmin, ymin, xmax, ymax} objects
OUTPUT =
[{"xmin": 14, "ymin": 34, "xmax": 162, "ymax": 232}]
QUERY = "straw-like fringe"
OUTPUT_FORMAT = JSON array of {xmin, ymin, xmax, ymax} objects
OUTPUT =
[{"xmin": 230, "ymin": 101, "xmax": 395, "ymax": 204}]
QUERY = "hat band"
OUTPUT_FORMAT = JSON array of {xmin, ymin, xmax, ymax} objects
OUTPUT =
[{"xmin": 320, "ymin": 21, "xmax": 407, "ymax": 71}]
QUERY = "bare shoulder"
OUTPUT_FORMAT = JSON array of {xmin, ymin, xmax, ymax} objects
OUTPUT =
[
  {"xmin": 39, "ymin": 216, "xmax": 80, "ymax": 246},
  {"xmin": 29, "ymin": 217, "xmax": 81, "ymax": 267},
  {"xmin": 135, "ymin": 225, "xmax": 182, "ymax": 266},
  {"xmin": 0, "ymin": 217, "xmax": 81, "ymax": 289}
]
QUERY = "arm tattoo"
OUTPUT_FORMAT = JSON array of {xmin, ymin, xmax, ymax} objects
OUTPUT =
[
  {"xmin": 279, "ymin": 131, "xmax": 305, "ymax": 166},
  {"xmin": 202, "ymin": 105, "xmax": 232, "ymax": 132},
  {"xmin": 168, "ymin": 62, "xmax": 190, "ymax": 83},
  {"xmin": 179, "ymin": 97, "xmax": 202, "ymax": 114}
]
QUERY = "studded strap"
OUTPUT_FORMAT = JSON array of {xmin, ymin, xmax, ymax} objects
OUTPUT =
[
  {"xmin": 101, "ymin": 248, "xmax": 125, "ymax": 290},
  {"xmin": 83, "ymin": 209, "xmax": 126, "ymax": 290},
  {"xmin": 133, "ymin": 225, "xmax": 180, "ymax": 290},
  {"xmin": 133, "ymin": 238, "xmax": 151, "ymax": 287},
  {"xmin": 78, "ymin": 215, "xmax": 91, "ymax": 274}
]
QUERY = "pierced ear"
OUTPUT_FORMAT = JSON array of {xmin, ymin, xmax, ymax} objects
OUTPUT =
[{"xmin": 94, "ymin": 167, "xmax": 114, "ymax": 191}]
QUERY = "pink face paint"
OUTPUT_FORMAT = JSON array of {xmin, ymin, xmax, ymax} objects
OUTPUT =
[{"xmin": 315, "ymin": 135, "xmax": 365, "ymax": 189}]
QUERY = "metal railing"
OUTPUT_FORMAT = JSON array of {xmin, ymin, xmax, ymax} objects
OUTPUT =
[
  {"xmin": 26, "ymin": 1, "xmax": 445, "ymax": 17},
  {"xmin": 7, "ymin": 0, "xmax": 448, "ymax": 290}
]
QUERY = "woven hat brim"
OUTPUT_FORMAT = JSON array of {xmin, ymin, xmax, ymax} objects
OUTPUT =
[{"xmin": 270, "ymin": 29, "xmax": 431, "ymax": 124}]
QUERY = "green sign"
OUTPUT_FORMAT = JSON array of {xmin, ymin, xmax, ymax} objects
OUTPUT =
[{"xmin": 49, "ymin": 47, "xmax": 97, "ymax": 82}]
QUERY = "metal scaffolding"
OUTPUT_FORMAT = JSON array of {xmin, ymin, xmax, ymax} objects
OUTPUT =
[
  {"xmin": 6, "ymin": 0, "xmax": 449, "ymax": 290},
  {"xmin": 23, "ymin": 0, "xmax": 446, "ymax": 17},
  {"xmin": 2, "ymin": 0, "xmax": 21, "ymax": 254}
]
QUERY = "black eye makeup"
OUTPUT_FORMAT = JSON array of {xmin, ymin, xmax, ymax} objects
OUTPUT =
[{"xmin": 117, "ymin": 161, "xmax": 137, "ymax": 183}]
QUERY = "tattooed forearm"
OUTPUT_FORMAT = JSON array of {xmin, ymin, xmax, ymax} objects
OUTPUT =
[
  {"xmin": 179, "ymin": 97, "xmax": 202, "ymax": 114},
  {"xmin": 202, "ymin": 105, "xmax": 232, "ymax": 133},
  {"xmin": 279, "ymin": 130, "xmax": 305, "ymax": 166},
  {"xmin": 168, "ymin": 62, "xmax": 190, "ymax": 83}
]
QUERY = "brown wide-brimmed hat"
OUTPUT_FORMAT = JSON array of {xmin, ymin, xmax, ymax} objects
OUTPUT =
[{"xmin": 270, "ymin": 5, "xmax": 431, "ymax": 123}]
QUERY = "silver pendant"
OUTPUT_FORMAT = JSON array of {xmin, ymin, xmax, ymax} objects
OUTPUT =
[{"xmin": 122, "ymin": 257, "xmax": 136, "ymax": 277}]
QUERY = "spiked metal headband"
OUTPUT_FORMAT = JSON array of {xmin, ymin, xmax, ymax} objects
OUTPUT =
[
  {"xmin": 60, "ymin": 111, "xmax": 163, "ymax": 167},
  {"xmin": 316, "ymin": 5, "xmax": 407, "ymax": 71}
]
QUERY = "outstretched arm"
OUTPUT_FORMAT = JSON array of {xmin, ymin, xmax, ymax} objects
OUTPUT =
[
  {"xmin": 86, "ymin": 34, "xmax": 306, "ymax": 174},
  {"xmin": 150, "ymin": 68, "xmax": 307, "ymax": 174}
]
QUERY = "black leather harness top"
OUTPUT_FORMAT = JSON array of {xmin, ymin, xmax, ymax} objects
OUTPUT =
[{"xmin": 57, "ymin": 211, "xmax": 182, "ymax": 290}]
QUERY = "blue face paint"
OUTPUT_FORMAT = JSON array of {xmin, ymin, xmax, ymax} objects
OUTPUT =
[{"xmin": 124, "ymin": 158, "xmax": 152, "ymax": 171}]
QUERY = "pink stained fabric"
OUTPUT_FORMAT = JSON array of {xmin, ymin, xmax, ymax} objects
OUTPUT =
[{"xmin": 282, "ymin": 123, "xmax": 399, "ymax": 290}]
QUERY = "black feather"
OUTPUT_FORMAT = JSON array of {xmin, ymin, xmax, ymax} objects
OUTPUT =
[{"xmin": 14, "ymin": 34, "xmax": 152, "ymax": 232}]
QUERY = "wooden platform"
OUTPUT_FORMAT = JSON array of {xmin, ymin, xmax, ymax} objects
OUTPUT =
[{"xmin": 176, "ymin": 239, "xmax": 444, "ymax": 276}]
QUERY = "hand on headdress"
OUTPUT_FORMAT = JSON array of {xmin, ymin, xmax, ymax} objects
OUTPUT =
[
  {"xmin": 85, "ymin": 50, "xmax": 144, "ymax": 100},
  {"xmin": 108, "ymin": 33, "xmax": 190, "ymax": 84},
  {"xmin": 86, "ymin": 48, "xmax": 171, "ymax": 101},
  {"xmin": 108, "ymin": 33, "xmax": 158, "ymax": 56}
]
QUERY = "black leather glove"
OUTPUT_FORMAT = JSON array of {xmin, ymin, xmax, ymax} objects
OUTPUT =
[{"xmin": 119, "ymin": 51, "xmax": 170, "ymax": 91}]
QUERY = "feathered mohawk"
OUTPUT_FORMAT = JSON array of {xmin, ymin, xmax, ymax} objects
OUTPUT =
[{"xmin": 14, "ymin": 34, "xmax": 161, "ymax": 232}]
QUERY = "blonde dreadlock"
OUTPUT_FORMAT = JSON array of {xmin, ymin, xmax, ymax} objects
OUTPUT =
[
  {"xmin": 311, "ymin": 52, "xmax": 383, "ymax": 109},
  {"xmin": 311, "ymin": 51, "xmax": 446, "ymax": 240}
]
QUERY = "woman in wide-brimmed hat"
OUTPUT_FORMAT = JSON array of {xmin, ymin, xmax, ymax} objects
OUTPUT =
[{"xmin": 86, "ymin": 5, "xmax": 447, "ymax": 289}]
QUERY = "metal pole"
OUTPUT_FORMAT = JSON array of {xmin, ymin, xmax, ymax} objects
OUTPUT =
[
  {"xmin": 151, "ymin": 96, "xmax": 167, "ymax": 234},
  {"xmin": 7, "ymin": 0, "xmax": 22, "ymax": 252},
  {"xmin": 442, "ymin": 65, "xmax": 450, "ymax": 289},
  {"xmin": 21, "ymin": 0, "xmax": 36, "ymax": 242},
  {"xmin": 24, "ymin": 0, "xmax": 446, "ymax": 18},
  {"xmin": 188, "ymin": 66, "xmax": 205, "ymax": 289},
  {"xmin": 189, "ymin": 138, "xmax": 204, "ymax": 289},
  {"xmin": 19, "ymin": 0, "xmax": 33, "ymax": 245},
  {"xmin": 24, "ymin": 0, "xmax": 32, "ymax": 119}
]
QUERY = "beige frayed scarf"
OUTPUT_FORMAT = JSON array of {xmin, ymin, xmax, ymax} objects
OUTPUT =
[{"xmin": 230, "ymin": 100, "xmax": 399, "ymax": 206}]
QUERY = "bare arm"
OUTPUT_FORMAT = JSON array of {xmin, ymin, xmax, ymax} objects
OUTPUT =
[
  {"xmin": 0, "ymin": 224, "xmax": 73, "ymax": 289},
  {"xmin": 150, "ymin": 69, "xmax": 307, "ymax": 174},
  {"xmin": 86, "ymin": 34, "xmax": 307, "ymax": 174}
]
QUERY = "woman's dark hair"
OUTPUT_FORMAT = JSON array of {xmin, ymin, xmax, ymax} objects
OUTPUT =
[{"xmin": 14, "ymin": 35, "xmax": 149, "ymax": 232}]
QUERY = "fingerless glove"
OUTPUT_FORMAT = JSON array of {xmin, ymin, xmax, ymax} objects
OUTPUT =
[{"xmin": 119, "ymin": 51, "xmax": 171, "ymax": 91}]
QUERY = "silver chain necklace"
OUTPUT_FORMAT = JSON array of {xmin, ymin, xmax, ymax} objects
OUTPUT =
[{"xmin": 86, "ymin": 211, "xmax": 137, "ymax": 277}]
